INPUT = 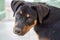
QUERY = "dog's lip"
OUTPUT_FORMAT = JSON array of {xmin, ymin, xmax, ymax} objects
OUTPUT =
[
  {"xmin": 16, "ymin": 33, "xmax": 25, "ymax": 36},
  {"xmin": 14, "ymin": 30, "xmax": 26, "ymax": 36},
  {"xmin": 16, "ymin": 33, "xmax": 26, "ymax": 36}
]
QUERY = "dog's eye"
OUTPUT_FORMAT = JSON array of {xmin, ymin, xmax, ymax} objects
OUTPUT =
[
  {"xmin": 26, "ymin": 14, "xmax": 30, "ymax": 18},
  {"xmin": 20, "ymin": 10, "xmax": 22, "ymax": 14}
]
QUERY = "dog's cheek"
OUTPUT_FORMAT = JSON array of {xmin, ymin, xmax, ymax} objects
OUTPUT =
[
  {"xmin": 23, "ymin": 25, "xmax": 33, "ymax": 34},
  {"xmin": 23, "ymin": 19, "xmax": 37, "ymax": 33}
]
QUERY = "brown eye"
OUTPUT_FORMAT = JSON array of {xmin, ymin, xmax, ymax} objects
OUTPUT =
[
  {"xmin": 20, "ymin": 10, "xmax": 22, "ymax": 14},
  {"xmin": 26, "ymin": 14, "xmax": 30, "ymax": 18}
]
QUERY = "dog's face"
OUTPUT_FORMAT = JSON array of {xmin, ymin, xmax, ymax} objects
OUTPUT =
[
  {"xmin": 11, "ymin": 1, "xmax": 49, "ymax": 36},
  {"xmin": 13, "ymin": 5, "xmax": 37, "ymax": 35}
]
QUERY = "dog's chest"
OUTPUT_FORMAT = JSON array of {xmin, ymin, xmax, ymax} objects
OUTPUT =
[{"xmin": 39, "ymin": 21, "xmax": 60, "ymax": 40}]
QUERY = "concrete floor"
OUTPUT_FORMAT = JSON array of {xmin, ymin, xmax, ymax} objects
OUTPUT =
[{"xmin": 0, "ymin": 21, "xmax": 38, "ymax": 40}]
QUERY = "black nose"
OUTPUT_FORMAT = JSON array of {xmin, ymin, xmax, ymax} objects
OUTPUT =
[
  {"xmin": 15, "ymin": 30, "xmax": 20, "ymax": 33},
  {"xmin": 14, "ymin": 28, "xmax": 21, "ymax": 34}
]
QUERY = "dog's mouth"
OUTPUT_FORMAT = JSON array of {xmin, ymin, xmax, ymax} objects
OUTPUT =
[
  {"xmin": 14, "ymin": 19, "xmax": 37, "ymax": 36},
  {"xmin": 14, "ymin": 25, "xmax": 33, "ymax": 36}
]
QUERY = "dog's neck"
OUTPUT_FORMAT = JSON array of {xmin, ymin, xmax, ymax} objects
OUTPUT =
[{"xmin": 34, "ymin": 23, "xmax": 49, "ymax": 39}]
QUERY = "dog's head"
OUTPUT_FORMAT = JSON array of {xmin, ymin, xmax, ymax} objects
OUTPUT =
[{"xmin": 11, "ymin": 1, "xmax": 49, "ymax": 36}]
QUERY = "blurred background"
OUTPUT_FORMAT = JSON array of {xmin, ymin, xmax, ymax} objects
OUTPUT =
[{"xmin": 0, "ymin": 0, "xmax": 60, "ymax": 40}]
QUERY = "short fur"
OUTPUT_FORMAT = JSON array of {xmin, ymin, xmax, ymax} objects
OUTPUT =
[{"xmin": 11, "ymin": 1, "xmax": 60, "ymax": 40}]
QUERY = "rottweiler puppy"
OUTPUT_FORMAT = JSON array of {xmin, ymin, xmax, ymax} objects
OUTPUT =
[{"xmin": 11, "ymin": 1, "xmax": 60, "ymax": 40}]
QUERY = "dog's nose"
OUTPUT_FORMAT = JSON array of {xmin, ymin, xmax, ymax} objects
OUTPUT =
[
  {"xmin": 14, "ymin": 28, "xmax": 21, "ymax": 34},
  {"xmin": 15, "ymin": 30, "xmax": 21, "ymax": 33}
]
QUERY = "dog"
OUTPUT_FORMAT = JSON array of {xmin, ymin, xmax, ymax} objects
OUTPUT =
[{"xmin": 11, "ymin": 1, "xmax": 60, "ymax": 40}]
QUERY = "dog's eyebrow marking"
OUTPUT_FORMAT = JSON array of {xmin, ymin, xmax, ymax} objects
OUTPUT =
[
  {"xmin": 20, "ymin": 10, "xmax": 22, "ymax": 14},
  {"xmin": 26, "ymin": 14, "xmax": 30, "ymax": 18}
]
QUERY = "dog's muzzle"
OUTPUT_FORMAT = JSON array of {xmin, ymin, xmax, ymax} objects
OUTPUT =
[{"xmin": 13, "ymin": 19, "xmax": 37, "ymax": 36}]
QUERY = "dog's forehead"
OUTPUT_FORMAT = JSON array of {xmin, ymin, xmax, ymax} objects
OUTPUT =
[
  {"xmin": 14, "ymin": 5, "xmax": 29, "ymax": 16},
  {"xmin": 20, "ymin": 6, "xmax": 37, "ymax": 19},
  {"xmin": 14, "ymin": 5, "xmax": 37, "ymax": 18},
  {"xmin": 19, "ymin": 6, "xmax": 33, "ymax": 15}
]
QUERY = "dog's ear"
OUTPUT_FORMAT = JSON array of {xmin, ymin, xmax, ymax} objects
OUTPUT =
[
  {"xmin": 11, "ymin": 1, "xmax": 24, "ymax": 16},
  {"xmin": 11, "ymin": 1, "xmax": 24, "ymax": 14},
  {"xmin": 31, "ymin": 4, "xmax": 49, "ymax": 23}
]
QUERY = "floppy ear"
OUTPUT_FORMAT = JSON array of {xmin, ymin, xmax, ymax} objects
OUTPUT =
[
  {"xmin": 37, "ymin": 5, "xmax": 49, "ymax": 23},
  {"xmin": 11, "ymin": 1, "xmax": 24, "ymax": 16},
  {"xmin": 31, "ymin": 4, "xmax": 49, "ymax": 23},
  {"xmin": 11, "ymin": 1, "xmax": 24, "ymax": 13}
]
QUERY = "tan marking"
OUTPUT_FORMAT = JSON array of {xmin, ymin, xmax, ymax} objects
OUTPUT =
[
  {"xmin": 33, "ymin": 19, "xmax": 37, "ymax": 26},
  {"xmin": 23, "ymin": 19, "xmax": 37, "ymax": 34},
  {"xmin": 20, "ymin": 10, "xmax": 22, "ymax": 14},
  {"xmin": 13, "ymin": 19, "xmax": 37, "ymax": 35},
  {"xmin": 13, "ymin": 19, "xmax": 18, "ymax": 33},
  {"xmin": 26, "ymin": 14, "xmax": 30, "ymax": 18},
  {"xmin": 40, "ymin": 37, "xmax": 49, "ymax": 40}
]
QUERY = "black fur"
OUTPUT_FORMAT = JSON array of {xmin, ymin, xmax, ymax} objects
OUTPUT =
[{"xmin": 11, "ymin": 1, "xmax": 60, "ymax": 40}]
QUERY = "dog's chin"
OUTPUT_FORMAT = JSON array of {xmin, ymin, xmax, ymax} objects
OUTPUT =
[
  {"xmin": 16, "ymin": 33, "xmax": 25, "ymax": 36},
  {"xmin": 14, "ymin": 31, "xmax": 27, "ymax": 36}
]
